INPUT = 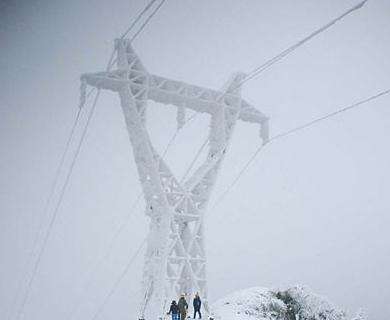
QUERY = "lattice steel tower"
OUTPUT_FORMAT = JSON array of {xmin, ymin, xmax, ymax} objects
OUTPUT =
[{"xmin": 81, "ymin": 39, "xmax": 269, "ymax": 319}]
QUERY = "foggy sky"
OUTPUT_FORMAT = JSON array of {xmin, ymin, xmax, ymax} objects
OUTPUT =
[{"xmin": 1, "ymin": 0, "xmax": 389, "ymax": 319}]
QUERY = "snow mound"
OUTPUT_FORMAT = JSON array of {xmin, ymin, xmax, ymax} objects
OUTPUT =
[
  {"xmin": 211, "ymin": 286, "xmax": 362, "ymax": 320},
  {"xmin": 212, "ymin": 287, "xmax": 285, "ymax": 320}
]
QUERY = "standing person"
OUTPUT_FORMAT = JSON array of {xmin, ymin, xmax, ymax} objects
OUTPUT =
[
  {"xmin": 193, "ymin": 293, "xmax": 202, "ymax": 319},
  {"xmin": 178, "ymin": 294, "xmax": 188, "ymax": 320},
  {"xmin": 168, "ymin": 300, "xmax": 180, "ymax": 320}
]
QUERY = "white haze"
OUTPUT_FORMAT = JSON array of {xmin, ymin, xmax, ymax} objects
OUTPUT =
[{"xmin": 0, "ymin": 0, "xmax": 389, "ymax": 319}]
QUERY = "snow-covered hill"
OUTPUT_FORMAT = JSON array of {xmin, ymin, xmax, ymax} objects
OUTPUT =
[{"xmin": 211, "ymin": 286, "xmax": 364, "ymax": 320}]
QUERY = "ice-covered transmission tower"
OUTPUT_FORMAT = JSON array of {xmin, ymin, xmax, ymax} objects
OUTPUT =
[{"xmin": 81, "ymin": 39, "xmax": 269, "ymax": 319}]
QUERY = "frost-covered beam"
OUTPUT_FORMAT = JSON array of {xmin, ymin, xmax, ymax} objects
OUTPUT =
[
  {"xmin": 149, "ymin": 74, "xmax": 268, "ymax": 126},
  {"xmin": 81, "ymin": 71, "xmax": 268, "ymax": 126}
]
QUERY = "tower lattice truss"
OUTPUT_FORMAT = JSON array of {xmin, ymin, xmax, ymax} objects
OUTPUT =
[{"xmin": 81, "ymin": 39, "xmax": 269, "ymax": 319}]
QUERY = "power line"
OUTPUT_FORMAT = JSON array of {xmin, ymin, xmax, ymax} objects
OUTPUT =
[
  {"xmin": 66, "ymin": 193, "xmax": 143, "ymax": 320},
  {"xmin": 90, "ymin": 238, "xmax": 147, "ymax": 320},
  {"xmin": 130, "ymin": 0, "xmax": 167, "ymax": 42},
  {"xmin": 109, "ymin": 0, "xmax": 168, "ymax": 69},
  {"xmin": 120, "ymin": 0, "xmax": 159, "ymax": 40},
  {"xmin": 107, "ymin": 0, "xmax": 162, "ymax": 70},
  {"xmin": 11, "ymin": 72, "xmax": 103, "ymax": 320},
  {"xmin": 15, "ymin": 90, "xmax": 101, "ymax": 320},
  {"xmin": 11, "ymin": 21, "xmax": 116, "ymax": 320},
  {"xmin": 181, "ymin": 137, "xmax": 209, "ymax": 183},
  {"xmin": 12, "ymin": 66, "xmax": 111, "ymax": 320},
  {"xmin": 6, "ymin": 107, "xmax": 83, "ymax": 320},
  {"xmin": 238, "ymin": 0, "xmax": 367, "ymax": 90},
  {"xmin": 211, "ymin": 87, "xmax": 390, "ymax": 212},
  {"xmin": 161, "ymin": 112, "xmax": 200, "ymax": 159},
  {"xmin": 269, "ymin": 88, "xmax": 390, "ymax": 142},
  {"xmin": 162, "ymin": 129, "xmax": 180, "ymax": 159},
  {"xmin": 210, "ymin": 144, "xmax": 266, "ymax": 212}
]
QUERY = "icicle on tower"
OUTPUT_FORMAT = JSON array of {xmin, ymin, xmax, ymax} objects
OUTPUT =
[{"xmin": 81, "ymin": 39, "xmax": 269, "ymax": 319}]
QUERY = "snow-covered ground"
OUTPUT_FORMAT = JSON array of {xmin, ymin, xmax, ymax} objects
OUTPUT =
[{"xmin": 211, "ymin": 286, "xmax": 364, "ymax": 320}]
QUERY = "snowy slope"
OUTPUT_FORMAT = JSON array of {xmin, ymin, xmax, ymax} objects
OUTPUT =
[
  {"xmin": 211, "ymin": 286, "xmax": 363, "ymax": 320},
  {"xmin": 212, "ymin": 287, "xmax": 286, "ymax": 320}
]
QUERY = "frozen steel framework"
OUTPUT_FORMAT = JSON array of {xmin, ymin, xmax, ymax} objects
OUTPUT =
[{"xmin": 81, "ymin": 39, "xmax": 269, "ymax": 319}]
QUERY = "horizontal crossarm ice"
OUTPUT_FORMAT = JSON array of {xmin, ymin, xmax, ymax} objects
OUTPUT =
[
  {"xmin": 148, "ymin": 74, "xmax": 268, "ymax": 125},
  {"xmin": 81, "ymin": 71, "xmax": 268, "ymax": 125}
]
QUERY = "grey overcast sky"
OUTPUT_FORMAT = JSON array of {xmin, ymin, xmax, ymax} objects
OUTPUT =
[{"xmin": 0, "ymin": 0, "xmax": 389, "ymax": 319}]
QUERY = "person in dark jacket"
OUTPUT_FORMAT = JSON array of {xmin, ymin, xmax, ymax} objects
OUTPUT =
[
  {"xmin": 178, "ymin": 294, "xmax": 188, "ymax": 320},
  {"xmin": 193, "ymin": 293, "xmax": 202, "ymax": 319},
  {"xmin": 168, "ymin": 300, "xmax": 180, "ymax": 320}
]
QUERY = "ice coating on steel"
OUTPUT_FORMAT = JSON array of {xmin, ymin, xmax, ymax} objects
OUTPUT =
[{"xmin": 81, "ymin": 39, "xmax": 269, "ymax": 319}]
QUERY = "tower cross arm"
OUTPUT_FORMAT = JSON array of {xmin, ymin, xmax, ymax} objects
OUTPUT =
[
  {"xmin": 148, "ymin": 74, "xmax": 268, "ymax": 126},
  {"xmin": 80, "ymin": 70, "xmax": 268, "ymax": 126},
  {"xmin": 81, "ymin": 70, "xmax": 134, "ymax": 92}
]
